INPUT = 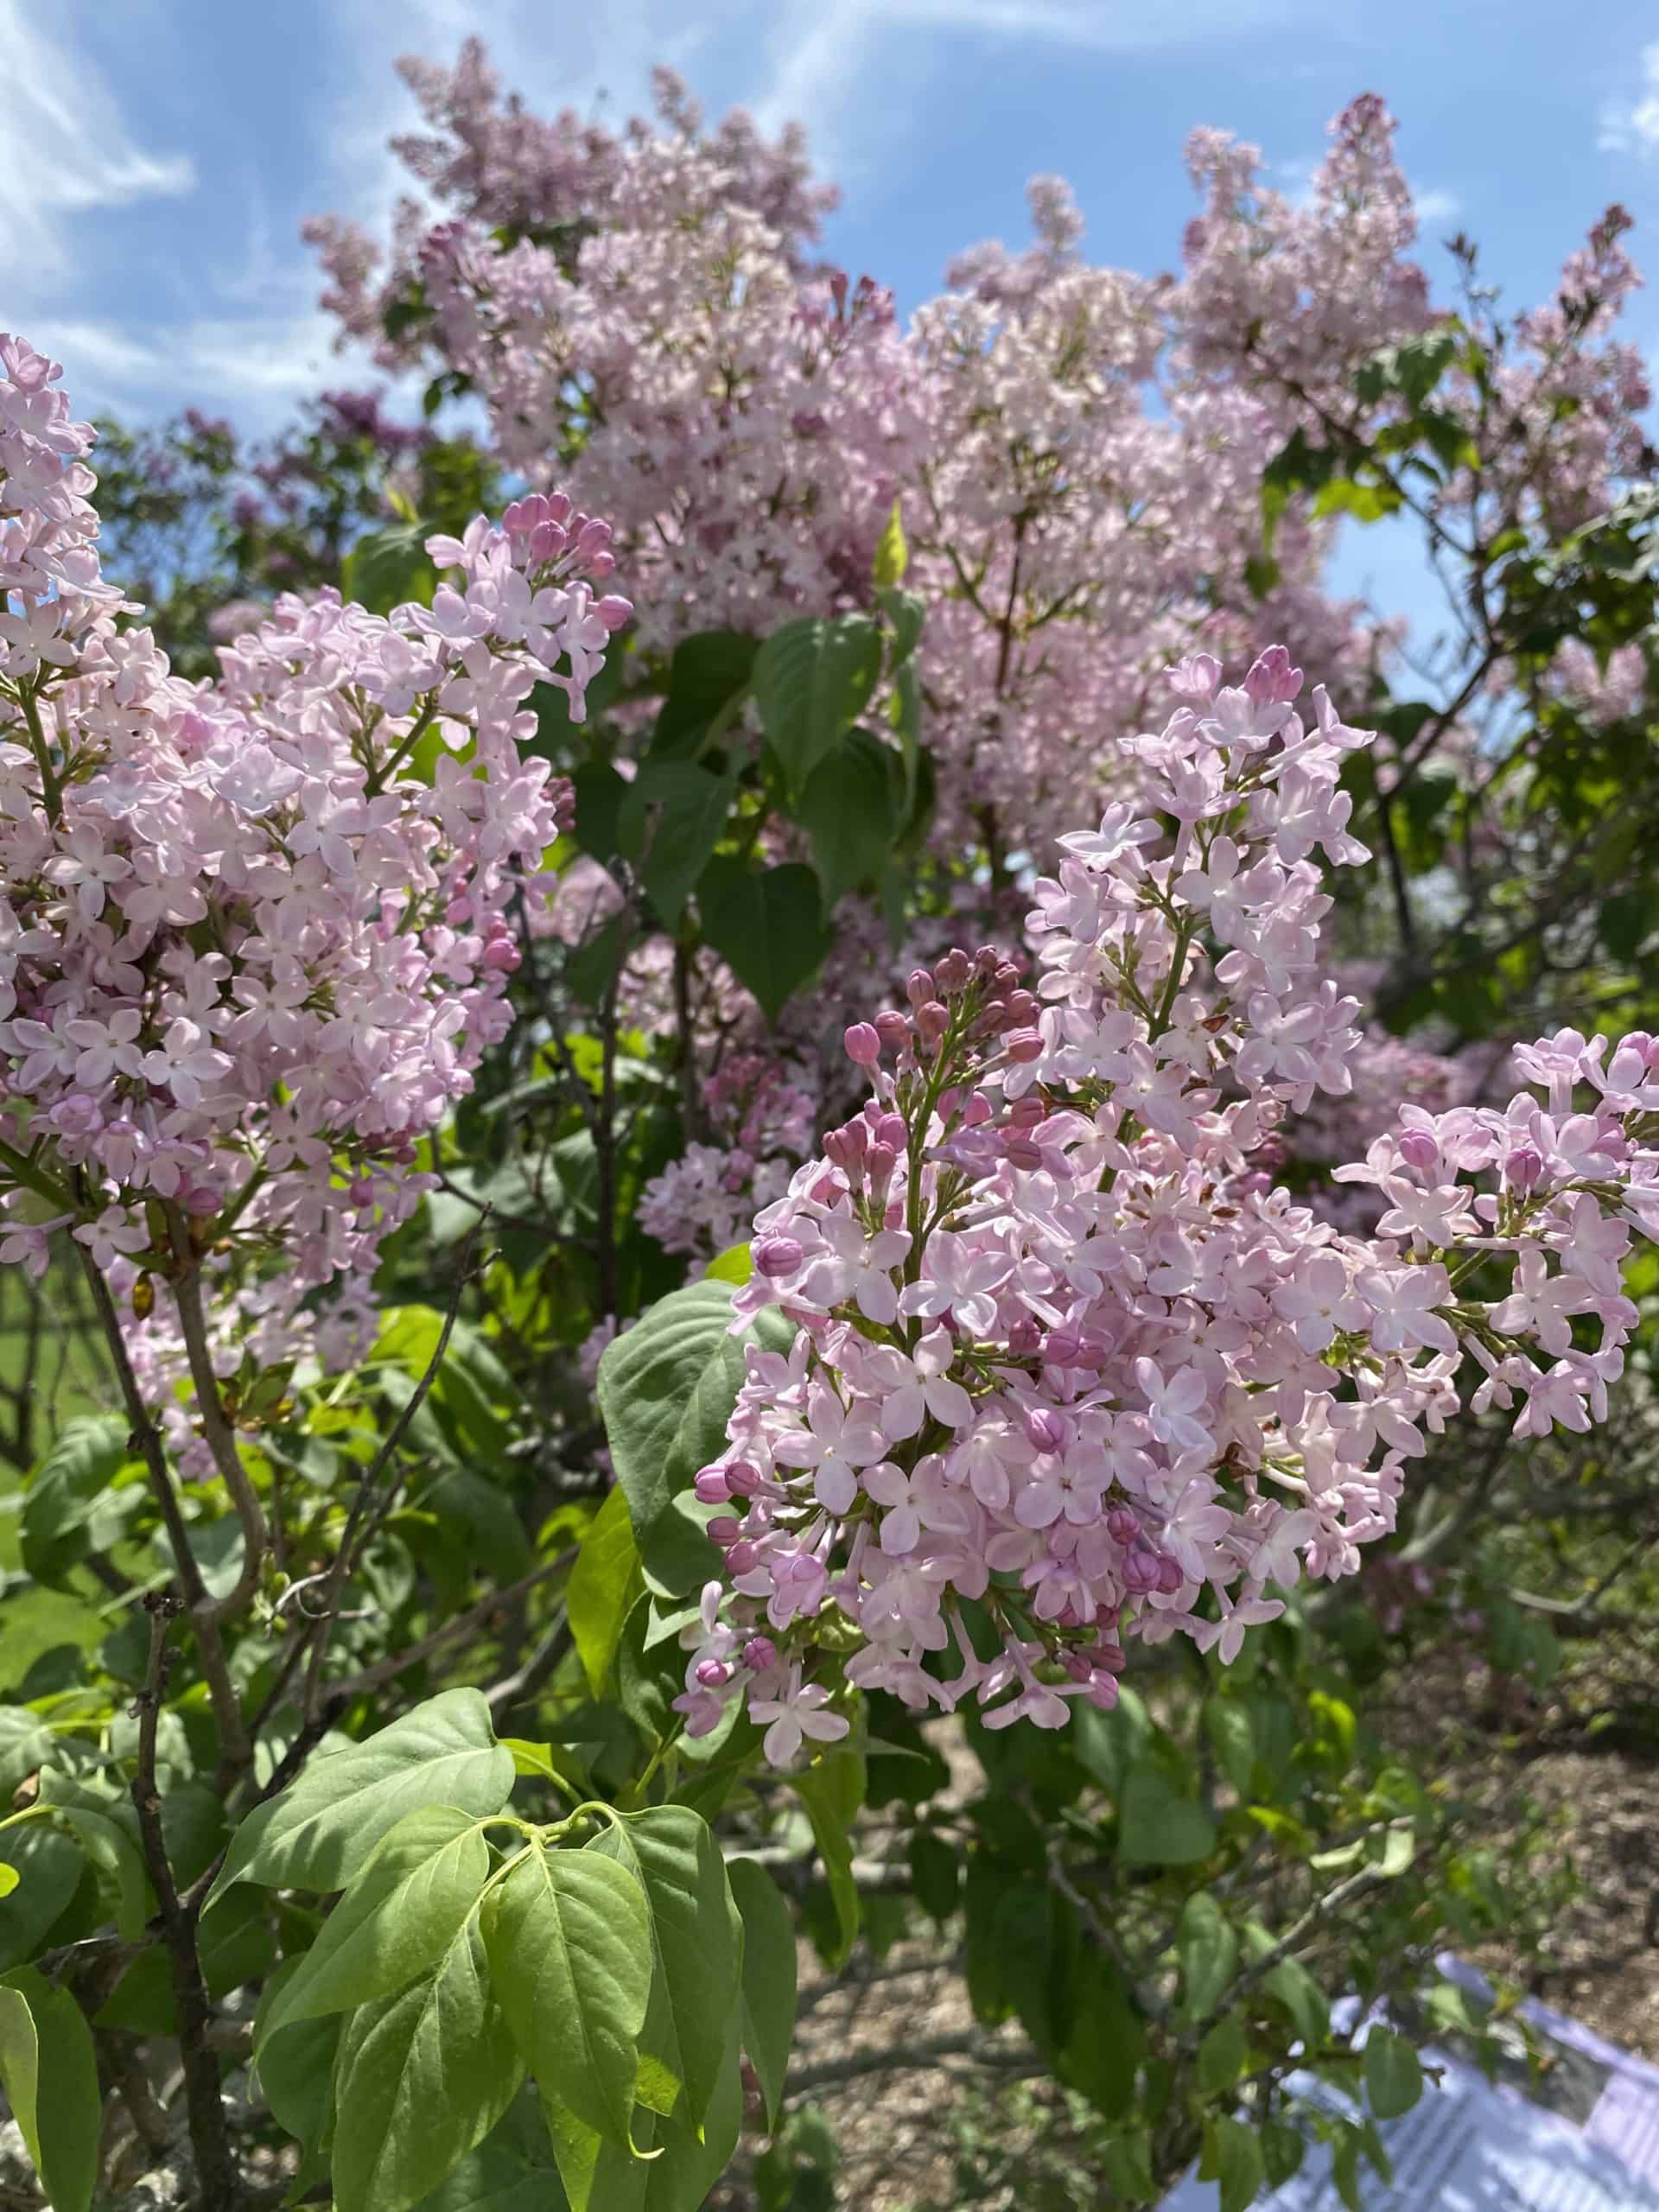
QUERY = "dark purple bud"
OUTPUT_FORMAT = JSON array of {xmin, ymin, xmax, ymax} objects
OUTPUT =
[{"xmin": 743, "ymin": 1635, "xmax": 779, "ymax": 1670}]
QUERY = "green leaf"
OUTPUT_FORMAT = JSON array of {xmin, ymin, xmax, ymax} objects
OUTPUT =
[
  {"xmin": 0, "ymin": 1710, "xmax": 54, "ymax": 1798},
  {"xmin": 96, "ymin": 1947, "xmax": 177, "ymax": 2033},
  {"xmin": 1363, "ymin": 2024, "xmax": 1423, "ymax": 2120},
  {"xmin": 1071, "ymin": 1686, "xmax": 1149, "ymax": 1796},
  {"xmin": 620, "ymin": 761, "xmax": 735, "ymax": 927},
  {"xmin": 21, "ymin": 1414, "xmax": 130, "ymax": 1587},
  {"xmin": 49, "ymin": 1802, "xmax": 152, "ymax": 1939},
  {"xmin": 752, "ymin": 614, "xmax": 882, "ymax": 792},
  {"xmin": 333, "ymin": 1910, "xmax": 524, "ymax": 2212},
  {"xmin": 906, "ymin": 1831, "xmax": 960, "ymax": 1923},
  {"xmin": 1056, "ymin": 1948, "xmax": 1141, "ymax": 2121},
  {"xmin": 1203, "ymin": 1699, "xmax": 1255, "ymax": 1800},
  {"xmin": 873, "ymin": 500, "xmax": 908, "ymax": 588},
  {"xmin": 568, "ymin": 1488, "xmax": 643, "ymax": 1696},
  {"xmin": 596, "ymin": 1281, "xmax": 792, "ymax": 1597},
  {"xmin": 0, "ymin": 1822, "xmax": 82, "ymax": 1970},
  {"xmin": 211, "ymin": 1689, "xmax": 513, "ymax": 1904},
  {"xmin": 258, "ymin": 1806, "xmax": 493, "ymax": 2046},
  {"xmin": 341, "ymin": 521, "xmax": 437, "ymax": 615},
  {"xmin": 1209, "ymin": 2115, "xmax": 1266, "ymax": 2212},
  {"xmin": 650, "ymin": 631, "xmax": 758, "ymax": 760},
  {"xmin": 0, "ymin": 1966, "xmax": 99, "ymax": 2212},
  {"xmin": 728, "ymin": 1858, "xmax": 797, "ymax": 2132},
  {"xmin": 254, "ymin": 1966, "xmax": 340, "ymax": 2149},
  {"xmin": 1116, "ymin": 1760, "xmax": 1217, "ymax": 1867},
  {"xmin": 791, "ymin": 1751, "xmax": 864, "ymax": 1967},
  {"xmin": 482, "ymin": 1840, "xmax": 652, "ymax": 2151},
  {"xmin": 695, "ymin": 858, "xmax": 831, "ymax": 1023},
  {"xmin": 589, "ymin": 1807, "xmax": 741, "ymax": 2129},
  {"xmin": 1198, "ymin": 2012, "xmax": 1249, "ymax": 2094},
  {"xmin": 1178, "ymin": 1893, "xmax": 1238, "ymax": 2023},
  {"xmin": 798, "ymin": 729, "xmax": 899, "ymax": 906},
  {"xmin": 704, "ymin": 1242, "xmax": 753, "ymax": 1286}
]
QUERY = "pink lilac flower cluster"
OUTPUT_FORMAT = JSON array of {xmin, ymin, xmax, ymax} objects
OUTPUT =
[
  {"xmin": 0, "ymin": 333, "xmax": 626, "ymax": 1434},
  {"xmin": 639, "ymin": 1052, "xmax": 816, "ymax": 1268},
  {"xmin": 664, "ymin": 649, "xmax": 1659, "ymax": 1763}
]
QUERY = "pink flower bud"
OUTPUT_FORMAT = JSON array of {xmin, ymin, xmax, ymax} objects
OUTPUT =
[
  {"xmin": 843, "ymin": 1022, "xmax": 882, "ymax": 1066},
  {"xmin": 1026, "ymin": 1408, "xmax": 1066, "ymax": 1452},
  {"xmin": 867, "ymin": 1141, "xmax": 898, "ymax": 1183},
  {"xmin": 726, "ymin": 1460, "xmax": 762, "ymax": 1498},
  {"xmin": 743, "ymin": 1635, "xmax": 779, "ymax": 1670},
  {"xmin": 1106, "ymin": 1506, "xmax": 1141, "ymax": 1546},
  {"xmin": 874, "ymin": 1009, "xmax": 911, "ymax": 1051},
  {"xmin": 936, "ymin": 949, "xmax": 973, "ymax": 995},
  {"xmin": 1006, "ymin": 1028, "xmax": 1044, "ymax": 1064},
  {"xmin": 694, "ymin": 1470, "xmax": 731, "ymax": 1504},
  {"xmin": 695, "ymin": 1658, "xmax": 734, "ymax": 1688},
  {"xmin": 916, "ymin": 1001, "xmax": 950, "ymax": 1046},
  {"xmin": 1155, "ymin": 1554, "xmax": 1184, "ymax": 1596},
  {"xmin": 1504, "ymin": 1146, "xmax": 1544, "ymax": 1191},
  {"xmin": 1397, "ymin": 1129, "xmax": 1440, "ymax": 1173},
  {"xmin": 706, "ymin": 1516, "xmax": 741, "ymax": 1545},
  {"xmin": 753, "ymin": 1236, "xmax": 804, "ymax": 1281},
  {"xmin": 594, "ymin": 594, "xmax": 632, "ymax": 632},
  {"xmin": 875, "ymin": 1112, "xmax": 907, "ymax": 1151},
  {"xmin": 1122, "ymin": 1548, "xmax": 1160, "ymax": 1594},
  {"xmin": 725, "ymin": 1541, "xmax": 759, "ymax": 1575}
]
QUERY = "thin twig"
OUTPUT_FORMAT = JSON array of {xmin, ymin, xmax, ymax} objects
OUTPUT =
[
  {"xmin": 77, "ymin": 1243, "xmax": 249, "ymax": 1766},
  {"xmin": 129, "ymin": 1598, "xmax": 241, "ymax": 2210}
]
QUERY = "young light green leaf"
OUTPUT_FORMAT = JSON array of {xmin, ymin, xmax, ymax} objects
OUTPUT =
[
  {"xmin": 482, "ymin": 1840, "xmax": 652, "ymax": 2152},
  {"xmin": 0, "ymin": 1967, "xmax": 99, "ymax": 2212},
  {"xmin": 210, "ymin": 1689, "xmax": 513, "ymax": 1904},
  {"xmin": 873, "ymin": 499, "xmax": 907, "ymax": 588},
  {"xmin": 258, "ymin": 1806, "xmax": 493, "ymax": 2047},
  {"xmin": 588, "ymin": 1807, "xmax": 741, "ymax": 2130},
  {"xmin": 568, "ymin": 1487, "xmax": 642, "ymax": 1697},
  {"xmin": 1363, "ymin": 2024, "xmax": 1424, "ymax": 2120},
  {"xmin": 332, "ymin": 1912, "xmax": 524, "ymax": 2212},
  {"xmin": 727, "ymin": 1857, "xmax": 796, "ymax": 2133}
]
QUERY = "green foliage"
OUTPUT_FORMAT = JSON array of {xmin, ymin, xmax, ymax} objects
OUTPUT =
[{"xmin": 0, "ymin": 1967, "xmax": 99, "ymax": 2212}]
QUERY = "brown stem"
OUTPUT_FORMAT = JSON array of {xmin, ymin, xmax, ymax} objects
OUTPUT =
[
  {"xmin": 130, "ymin": 1599, "xmax": 242, "ymax": 2210},
  {"xmin": 76, "ymin": 1243, "xmax": 249, "ymax": 1766},
  {"xmin": 162, "ymin": 1207, "xmax": 268, "ymax": 1624}
]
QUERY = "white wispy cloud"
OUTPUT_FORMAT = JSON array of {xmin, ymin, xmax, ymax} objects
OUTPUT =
[
  {"xmin": 1599, "ymin": 41, "xmax": 1659, "ymax": 156},
  {"xmin": 748, "ymin": 0, "xmax": 1304, "ymax": 175},
  {"xmin": 0, "ymin": 0, "xmax": 194, "ymax": 278}
]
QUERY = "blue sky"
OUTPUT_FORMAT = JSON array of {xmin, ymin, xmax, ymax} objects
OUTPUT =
[{"xmin": 10, "ymin": 0, "xmax": 1659, "ymax": 626}]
